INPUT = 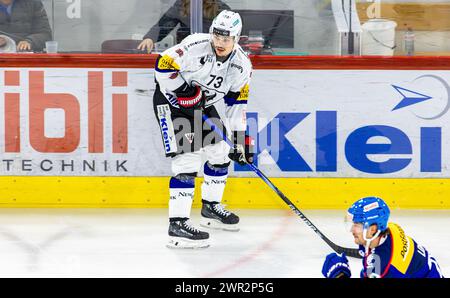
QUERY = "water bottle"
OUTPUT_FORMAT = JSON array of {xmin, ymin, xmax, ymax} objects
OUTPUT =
[{"xmin": 404, "ymin": 27, "xmax": 415, "ymax": 56}]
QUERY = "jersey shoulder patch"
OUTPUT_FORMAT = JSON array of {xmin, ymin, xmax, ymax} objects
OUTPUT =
[
  {"xmin": 237, "ymin": 83, "xmax": 250, "ymax": 101},
  {"xmin": 387, "ymin": 223, "xmax": 415, "ymax": 274},
  {"xmin": 156, "ymin": 55, "xmax": 180, "ymax": 72}
]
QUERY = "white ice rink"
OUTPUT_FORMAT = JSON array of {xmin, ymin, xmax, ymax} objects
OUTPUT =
[{"xmin": 0, "ymin": 208, "xmax": 448, "ymax": 278}]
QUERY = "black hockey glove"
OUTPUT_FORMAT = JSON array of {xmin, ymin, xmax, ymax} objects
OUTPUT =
[
  {"xmin": 175, "ymin": 83, "xmax": 205, "ymax": 110},
  {"xmin": 228, "ymin": 131, "xmax": 255, "ymax": 166}
]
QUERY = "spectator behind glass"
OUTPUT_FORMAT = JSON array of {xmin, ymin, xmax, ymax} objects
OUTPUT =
[
  {"xmin": 0, "ymin": 34, "xmax": 16, "ymax": 52},
  {"xmin": 137, "ymin": 0, "xmax": 230, "ymax": 53},
  {"xmin": 0, "ymin": 0, "xmax": 52, "ymax": 52}
]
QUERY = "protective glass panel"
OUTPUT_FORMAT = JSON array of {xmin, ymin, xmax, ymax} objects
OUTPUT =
[{"xmin": 1, "ymin": 0, "xmax": 448, "ymax": 56}]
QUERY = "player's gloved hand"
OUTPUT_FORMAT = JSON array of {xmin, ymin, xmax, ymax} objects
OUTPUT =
[
  {"xmin": 322, "ymin": 252, "xmax": 351, "ymax": 278},
  {"xmin": 228, "ymin": 131, "xmax": 254, "ymax": 166},
  {"xmin": 175, "ymin": 83, "xmax": 205, "ymax": 110}
]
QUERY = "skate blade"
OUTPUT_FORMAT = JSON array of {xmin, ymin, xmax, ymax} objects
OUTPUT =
[
  {"xmin": 166, "ymin": 236, "xmax": 210, "ymax": 249},
  {"xmin": 200, "ymin": 217, "xmax": 240, "ymax": 232}
]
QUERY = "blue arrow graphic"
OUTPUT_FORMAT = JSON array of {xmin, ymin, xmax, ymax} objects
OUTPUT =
[{"xmin": 392, "ymin": 85, "xmax": 433, "ymax": 111}]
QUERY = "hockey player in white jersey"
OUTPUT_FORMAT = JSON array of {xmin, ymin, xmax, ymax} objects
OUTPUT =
[{"xmin": 153, "ymin": 10, "xmax": 254, "ymax": 248}]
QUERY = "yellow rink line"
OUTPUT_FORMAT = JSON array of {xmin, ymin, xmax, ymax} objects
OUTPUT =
[{"xmin": 0, "ymin": 176, "xmax": 448, "ymax": 209}]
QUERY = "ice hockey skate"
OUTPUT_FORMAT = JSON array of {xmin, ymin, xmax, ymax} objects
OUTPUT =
[
  {"xmin": 200, "ymin": 200, "xmax": 240, "ymax": 231},
  {"xmin": 167, "ymin": 218, "xmax": 210, "ymax": 249}
]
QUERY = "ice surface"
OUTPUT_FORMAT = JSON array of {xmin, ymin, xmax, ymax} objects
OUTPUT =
[{"xmin": 0, "ymin": 208, "xmax": 447, "ymax": 278}]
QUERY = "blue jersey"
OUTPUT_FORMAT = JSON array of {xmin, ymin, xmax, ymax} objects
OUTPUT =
[{"xmin": 360, "ymin": 223, "xmax": 443, "ymax": 278}]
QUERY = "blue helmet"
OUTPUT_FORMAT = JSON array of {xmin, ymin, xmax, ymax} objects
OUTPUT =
[{"xmin": 347, "ymin": 197, "xmax": 390, "ymax": 232}]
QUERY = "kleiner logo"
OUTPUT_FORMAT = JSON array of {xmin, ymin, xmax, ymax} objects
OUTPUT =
[
  {"xmin": 392, "ymin": 75, "xmax": 450, "ymax": 120},
  {"xmin": 157, "ymin": 104, "xmax": 177, "ymax": 154},
  {"xmin": 391, "ymin": 85, "xmax": 432, "ymax": 111},
  {"xmin": 160, "ymin": 117, "xmax": 172, "ymax": 153},
  {"xmin": 236, "ymin": 110, "xmax": 441, "ymax": 174},
  {"xmin": 235, "ymin": 75, "xmax": 447, "ymax": 174}
]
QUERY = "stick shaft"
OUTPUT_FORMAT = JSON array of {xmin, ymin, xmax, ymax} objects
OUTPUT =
[{"xmin": 202, "ymin": 113, "xmax": 362, "ymax": 259}]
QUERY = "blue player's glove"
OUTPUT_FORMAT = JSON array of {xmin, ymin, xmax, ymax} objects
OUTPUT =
[{"xmin": 322, "ymin": 252, "xmax": 351, "ymax": 278}]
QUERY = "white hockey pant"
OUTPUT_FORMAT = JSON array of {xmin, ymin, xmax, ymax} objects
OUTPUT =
[{"xmin": 169, "ymin": 141, "xmax": 230, "ymax": 219}]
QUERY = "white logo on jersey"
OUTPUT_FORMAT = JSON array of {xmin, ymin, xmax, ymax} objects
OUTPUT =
[
  {"xmin": 185, "ymin": 133, "xmax": 195, "ymax": 144},
  {"xmin": 200, "ymin": 55, "xmax": 214, "ymax": 64},
  {"xmin": 203, "ymin": 89, "xmax": 218, "ymax": 102}
]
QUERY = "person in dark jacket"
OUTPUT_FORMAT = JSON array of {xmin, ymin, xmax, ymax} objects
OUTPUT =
[
  {"xmin": 137, "ymin": 0, "xmax": 230, "ymax": 53},
  {"xmin": 0, "ymin": 0, "xmax": 52, "ymax": 52}
]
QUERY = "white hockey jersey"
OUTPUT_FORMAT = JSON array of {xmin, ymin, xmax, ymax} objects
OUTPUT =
[{"xmin": 154, "ymin": 33, "xmax": 252, "ymax": 132}]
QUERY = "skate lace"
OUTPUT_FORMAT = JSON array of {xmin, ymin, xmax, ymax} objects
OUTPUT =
[
  {"xmin": 183, "ymin": 220, "xmax": 200, "ymax": 233},
  {"xmin": 213, "ymin": 204, "xmax": 231, "ymax": 217}
]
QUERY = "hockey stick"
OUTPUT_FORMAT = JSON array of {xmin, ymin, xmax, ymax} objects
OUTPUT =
[{"xmin": 202, "ymin": 113, "xmax": 362, "ymax": 259}]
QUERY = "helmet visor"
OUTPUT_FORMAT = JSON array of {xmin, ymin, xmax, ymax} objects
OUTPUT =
[
  {"xmin": 344, "ymin": 213, "xmax": 363, "ymax": 233},
  {"xmin": 212, "ymin": 32, "xmax": 235, "ymax": 45}
]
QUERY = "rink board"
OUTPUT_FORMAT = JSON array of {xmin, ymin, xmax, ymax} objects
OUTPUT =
[
  {"xmin": 1, "ymin": 60, "xmax": 450, "ymax": 208},
  {"xmin": 0, "ymin": 176, "xmax": 448, "ymax": 209}
]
